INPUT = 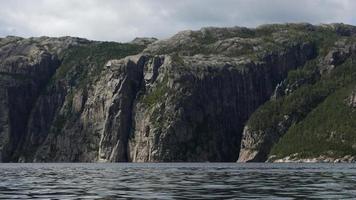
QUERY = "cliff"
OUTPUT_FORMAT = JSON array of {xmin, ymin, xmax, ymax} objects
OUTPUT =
[{"xmin": 1, "ymin": 23, "xmax": 356, "ymax": 162}]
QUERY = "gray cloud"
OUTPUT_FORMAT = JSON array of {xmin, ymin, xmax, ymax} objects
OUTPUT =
[{"xmin": 0, "ymin": 0, "xmax": 355, "ymax": 42}]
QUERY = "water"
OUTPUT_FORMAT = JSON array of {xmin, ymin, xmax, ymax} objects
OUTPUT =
[{"xmin": 0, "ymin": 163, "xmax": 356, "ymax": 199}]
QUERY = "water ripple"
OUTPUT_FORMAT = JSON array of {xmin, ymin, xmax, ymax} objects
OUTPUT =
[{"xmin": 0, "ymin": 163, "xmax": 355, "ymax": 199}]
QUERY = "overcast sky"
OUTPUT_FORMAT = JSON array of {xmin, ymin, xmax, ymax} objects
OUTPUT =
[{"xmin": 0, "ymin": 0, "xmax": 355, "ymax": 42}]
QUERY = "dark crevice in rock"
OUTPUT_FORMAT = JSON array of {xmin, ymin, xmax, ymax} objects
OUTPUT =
[
  {"xmin": 98, "ymin": 56, "xmax": 149, "ymax": 162},
  {"xmin": 2, "ymin": 58, "xmax": 62, "ymax": 162}
]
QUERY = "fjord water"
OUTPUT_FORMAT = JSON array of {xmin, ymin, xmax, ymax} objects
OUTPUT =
[{"xmin": 0, "ymin": 163, "xmax": 355, "ymax": 199}]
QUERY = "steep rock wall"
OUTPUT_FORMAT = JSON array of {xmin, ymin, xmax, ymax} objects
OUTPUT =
[{"xmin": 129, "ymin": 42, "xmax": 315, "ymax": 162}]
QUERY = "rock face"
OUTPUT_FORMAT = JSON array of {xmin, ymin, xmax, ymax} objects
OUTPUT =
[
  {"xmin": 0, "ymin": 36, "xmax": 88, "ymax": 161},
  {"xmin": 131, "ymin": 37, "xmax": 158, "ymax": 46},
  {"xmin": 1, "ymin": 23, "xmax": 356, "ymax": 162},
  {"xmin": 21, "ymin": 42, "xmax": 146, "ymax": 162},
  {"xmin": 129, "ymin": 45, "xmax": 315, "ymax": 162},
  {"xmin": 0, "ymin": 37, "xmax": 144, "ymax": 162},
  {"xmin": 96, "ymin": 56, "xmax": 145, "ymax": 162}
]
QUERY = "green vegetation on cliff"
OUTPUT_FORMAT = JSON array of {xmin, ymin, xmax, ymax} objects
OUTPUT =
[
  {"xmin": 245, "ymin": 54, "xmax": 356, "ymax": 160},
  {"xmin": 248, "ymin": 57, "xmax": 355, "ymax": 133},
  {"xmin": 239, "ymin": 24, "xmax": 356, "ymax": 162},
  {"xmin": 271, "ymin": 83, "xmax": 356, "ymax": 158},
  {"xmin": 54, "ymin": 42, "xmax": 145, "ymax": 87},
  {"xmin": 270, "ymin": 55, "xmax": 356, "ymax": 157},
  {"xmin": 142, "ymin": 75, "xmax": 169, "ymax": 108}
]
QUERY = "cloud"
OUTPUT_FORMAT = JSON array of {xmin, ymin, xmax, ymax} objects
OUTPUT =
[{"xmin": 0, "ymin": 0, "xmax": 355, "ymax": 42}]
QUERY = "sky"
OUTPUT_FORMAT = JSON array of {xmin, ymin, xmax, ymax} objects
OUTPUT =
[{"xmin": 0, "ymin": 0, "xmax": 355, "ymax": 42}]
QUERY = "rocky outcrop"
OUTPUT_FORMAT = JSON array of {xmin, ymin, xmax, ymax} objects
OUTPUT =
[
  {"xmin": 320, "ymin": 40, "xmax": 356, "ymax": 74},
  {"xmin": 269, "ymin": 154, "xmax": 356, "ymax": 163},
  {"xmin": 131, "ymin": 37, "xmax": 158, "ymax": 46},
  {"xmin": 347, "ymin": 87, "xmax": 356, "ymax": 108},
  {"xmin": 2, "ymin": 23, "xmax": 356, "ymax": 163}
]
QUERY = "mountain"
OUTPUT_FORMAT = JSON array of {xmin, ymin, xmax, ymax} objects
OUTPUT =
[{"xmin": 1, "ymin": 23, "xmax": 356, "ymax": 163}]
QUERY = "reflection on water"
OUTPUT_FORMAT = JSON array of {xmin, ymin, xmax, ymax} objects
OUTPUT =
[{"xmin": 0, "ymin": 163, "xmax": 356, "ymax": 199}]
